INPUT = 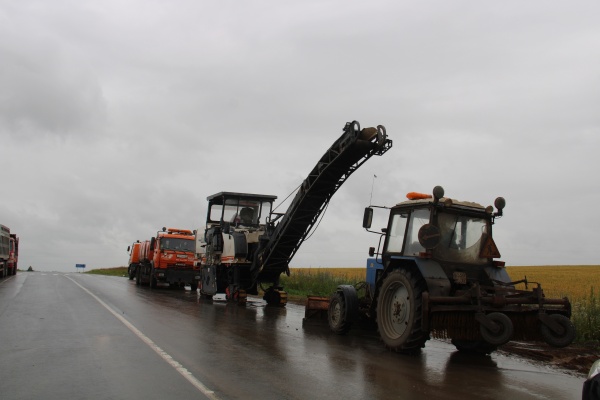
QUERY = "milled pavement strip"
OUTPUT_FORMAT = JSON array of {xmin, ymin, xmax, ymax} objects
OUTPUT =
[{"xmin": 65, "ymin": 275, "xmax": 220, "ymax": 400}]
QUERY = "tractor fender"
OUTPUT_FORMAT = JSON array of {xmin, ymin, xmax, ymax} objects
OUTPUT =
[
  {"xmin": 336, "ymin": 285, "xmax": 359, "ymax": 323},
  {"xmin": 389, "ymin": 256, "xmax": 451, "ymax": 297}
]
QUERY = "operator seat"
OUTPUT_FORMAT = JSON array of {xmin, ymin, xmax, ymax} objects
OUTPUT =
[{"xmin": 239, "ymin": 207, "xmax": 254, "ymax": 225}]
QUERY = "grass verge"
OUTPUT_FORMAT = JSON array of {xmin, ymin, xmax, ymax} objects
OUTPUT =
[
  {"xmin": 86, "ymin": 266, "xmax": 128, "ymax": 277},
  {"xmin": 280, "ymin": 269, "xmax": 360, "ymax": 297},
  {"xmin": 571, "ymin": 287, "xmax": 600, "ymax": 343}
]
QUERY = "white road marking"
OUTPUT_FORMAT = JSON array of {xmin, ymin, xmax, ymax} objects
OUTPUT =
[{"xmin": 65, "ymin": 275, "xmax": 220, "ymax": 400}]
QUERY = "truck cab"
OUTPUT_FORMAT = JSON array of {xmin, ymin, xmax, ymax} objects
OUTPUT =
[
  {"xmin": 138, "ymin": 228, "xmax": 199, "ymax": 290},
  {"xmin": 371, "ymin": 187, "xmax": 509, "ymax": 297}
]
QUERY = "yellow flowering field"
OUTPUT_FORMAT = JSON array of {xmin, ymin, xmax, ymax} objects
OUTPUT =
[
  {"xmin": 506, "ymin": 265, "xmax": 600, "ymax": 300},
  {"xmin": 291, "ymin": 265, "xmax": 600, "ymax": 300}
]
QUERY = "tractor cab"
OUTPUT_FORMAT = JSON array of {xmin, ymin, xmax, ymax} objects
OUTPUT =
[
  {"xmin": 382, "ymin": 187, "xmax": 504, "ymax": 266},
  {"xmin": 364, "ymin": 186, "xmax": 508, "ymax": 293},
  {"xmin": 363, "ymin": 186, "xmax": 506, "ymax": 266}
]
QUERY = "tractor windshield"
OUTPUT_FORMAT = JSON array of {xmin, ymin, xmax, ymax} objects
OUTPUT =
[{"xmin": 432, "ymin": 211, "xmax": 489, "ymax": 265}]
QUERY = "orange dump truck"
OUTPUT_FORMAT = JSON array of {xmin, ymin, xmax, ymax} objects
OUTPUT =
[{"xmin": 135, "ymin": 228, "xmax": 199, "ymax": 290}]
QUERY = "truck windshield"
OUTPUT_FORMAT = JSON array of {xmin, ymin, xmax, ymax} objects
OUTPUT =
[
  {"xmin": 432, "ymin": 211, "xmax": 489, "ymax": 265},
  {"xmin": 160, "ymin": 238, "xmax": 195, "ymax": 252}
]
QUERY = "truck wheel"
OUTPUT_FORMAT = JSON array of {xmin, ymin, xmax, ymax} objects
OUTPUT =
[
  {"xmin": 135, "ymin": 269, "xmax": 141, "ymax": 286},
  {"xmin": 150, "ymin": 267, "xmax": 157, "ymax": 289},
  {"xmin": 328, "ymin": 292, "xmax": 352, "ymax": 335},
  {"xmin": 479, "ymin": 312, "xmax": 513, "ymax": 346},
  {"xmin": 128, "ymin": 265, "xmax": 135, "ymax": 280},
  {"xmin": 190, "ymin": 282, "xmax": 198, "ymax": 292},
  {"xmin": 376, "ymin": 269, "xmax": 428, "ymax": 352},
  {"xmin": 541, "ymin": 314, "xmax": 576, "ymax": 348},
  {"xmin": 451, "ymin": 340, "xmax": 497, "ymax": 355}
]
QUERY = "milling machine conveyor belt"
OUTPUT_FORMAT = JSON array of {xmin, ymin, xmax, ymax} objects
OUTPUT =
[{"xmin": 252, "ymin": 121, "xmax": 392, "ymax": 283}]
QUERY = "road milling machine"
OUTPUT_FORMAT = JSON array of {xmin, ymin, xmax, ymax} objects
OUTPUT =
[{"xmin": 196, "ymin": 121, "xmax": 392, "ymax": 305}]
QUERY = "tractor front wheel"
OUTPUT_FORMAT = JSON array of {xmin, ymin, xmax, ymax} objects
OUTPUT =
[{"xmin": 328, "ymin": 292, "xmax": 352, "ymax": 335}]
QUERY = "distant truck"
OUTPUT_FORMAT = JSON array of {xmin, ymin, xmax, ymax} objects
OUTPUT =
[
  {"xmin": 135, "ymin": 228, "xmax": 200, "ymax": 290},
  {"xmin": 126, "ymin": 241, "xmax": 142, "ymax": 280},
  {"xmin": 0, "ymin": 224, "xmax": 18, "ymax": 278}
]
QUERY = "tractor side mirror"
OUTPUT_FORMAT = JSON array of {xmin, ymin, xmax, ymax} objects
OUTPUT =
[
  {"xmin": 363, "ymin": 207, "xmax": 373, "ymax": 229},
  {"xmin": 368, "ymin": 247, "xmax": 375, "ymax": 257},
  {"xmin": 127, "ymin": 245, "xmax": 130, "ymax": 252}
]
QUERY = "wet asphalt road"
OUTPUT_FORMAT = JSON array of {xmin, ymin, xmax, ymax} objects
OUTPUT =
[{"xmin": 0, "ymin": 272, "xmax": 586, "ymax": 400}]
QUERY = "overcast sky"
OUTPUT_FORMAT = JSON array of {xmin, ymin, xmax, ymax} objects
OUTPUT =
[{"xmin": 1, "ymin": 1, "xmax": 599, "ymax": 272}]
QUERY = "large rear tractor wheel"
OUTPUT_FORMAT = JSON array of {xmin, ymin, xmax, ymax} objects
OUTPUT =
[
  {"xmin": 328, "ymin": 292, "xmax": 352, "ymax": 335},
  {"xmin": 376, "ymin": 269, "xmax": 428, "ymax": 352},
  {"xmin": 541, "ymin": 314, "xmax": 576, "ymax": 348},
  {"xmin": 479, "ymin": 312, "xmax": 513, "ymax": 346}
]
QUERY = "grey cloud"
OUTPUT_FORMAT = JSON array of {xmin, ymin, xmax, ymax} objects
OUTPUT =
[{"xmin": 1, "ymin": 0, "xmax": 599, "ymax": 271}]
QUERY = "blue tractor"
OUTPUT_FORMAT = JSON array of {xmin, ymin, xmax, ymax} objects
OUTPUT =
[{"xmin": 317, "ymin": 186, "xmax": 575, "ymax": 354}]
